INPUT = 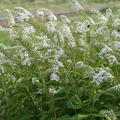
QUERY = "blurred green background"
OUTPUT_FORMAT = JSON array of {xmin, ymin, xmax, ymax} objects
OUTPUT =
[{"xmin": 0, "ymin": 0, "xmax": 120, "ymax": 15}]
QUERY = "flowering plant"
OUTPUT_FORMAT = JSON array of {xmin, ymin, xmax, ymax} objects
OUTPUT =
[{"xmin": 0, "ymin": 0, "xmax": 120, "ymax": 120}]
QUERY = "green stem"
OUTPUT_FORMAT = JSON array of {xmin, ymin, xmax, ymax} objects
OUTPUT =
[
  {"xmin": 1, "ymin": 78, "xmax": 9, "ymax": 120},
  {"xmin": 26, "ymin": 86, "xmax": 41, "ymax": 112}
]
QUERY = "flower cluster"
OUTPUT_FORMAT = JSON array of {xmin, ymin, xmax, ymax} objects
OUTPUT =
[
  {"xmin": 37, "ymin": 8, "xmax": 57, "ymax": 21},
  {"xmin": 93, "ymin": 69, "xmax": 114, "ymax": 85},
  {"xmin": 104, "ymin": 110, "xmax": 117, "ymax": 120},
  {"xmin": 13, "ymin": 7, "xmax": 33, "ymax": 22},
  {"xmin": 99, "ymin": 45, "xmax": 119, "ymax": 65},
  {"xmin": 72, "ymin": 0, "xmax": 84, "ymax": 12}
]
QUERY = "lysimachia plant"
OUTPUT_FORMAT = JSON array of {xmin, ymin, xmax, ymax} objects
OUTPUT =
[{"xmin": 0, "ymin": 0, "xmax": 120, "ymax": 120}]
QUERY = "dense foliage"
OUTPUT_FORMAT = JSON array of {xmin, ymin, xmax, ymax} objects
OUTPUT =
[{"xmin": 0, "ymin": 0, "xmax": 120, "ymax": 120}]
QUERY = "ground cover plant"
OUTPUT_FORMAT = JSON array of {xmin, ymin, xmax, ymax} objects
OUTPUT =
[{"xmin": 0, "ymin": 0, "xmax": 120, "ymax": 120}]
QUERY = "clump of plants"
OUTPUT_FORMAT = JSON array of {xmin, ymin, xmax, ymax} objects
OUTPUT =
[{"xmin": 0, "ymin": 0, "xmax": 120, "ymax": 120}]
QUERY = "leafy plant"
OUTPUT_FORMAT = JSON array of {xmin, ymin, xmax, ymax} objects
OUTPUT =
[{"xmin": 0, "ymin": 0, "xmax": 120, "ymax": 120}]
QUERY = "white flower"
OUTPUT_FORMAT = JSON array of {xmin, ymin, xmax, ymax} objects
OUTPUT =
[
  {"xmin": 98, "ymin": 45, "xmax": 118, "ymax": 65},
  {"xmin": 66, "ymin": 59, "xmax": 72, "ymax": 64},
  {"xmin": 54, "ymin": 31, "xmax": 64, "ymax": 43},
  {"xmin": 46, "ymin": 12, "xmax": 57, "ymax": 21},
  {"xmin": 106, "ymin": 8, "xmax": 113, "ymax": 19},
  {"xmin": 44, "ymin": 49, "xmax": 55, "ymax": 60},
  {"xmin": 95, "ymin": 27, "xmax": 107, "ymax": 35},
  {"xmin": 99, "ymin": 15, "xmax": 108, "ymax": 23},
  {"xmin": 37, "ymin": 89, "xmax": 43, "ymax": 94},
  {"xmin": 76, "ymin": 21, "xmax": 88, "ymax": 34},
  {"xmin": 60, "ymin": 15, "xmax": 71, "ymax": 24},
  {"xmin": 11, "ymin": 75, "xmax": 16, "ymax": 80},
  {"xmin": 99, "ymin": 45, "xmax": 113, "ymax": 59},
  {"xmin": 45, "ymin": 21, "xmax": 56, "ymax": 33},
  {"xmin": 4, "ymin": 9, "xmax": 15, "ymax": 27},
  {"xmin": 61, "ymin": 24, "xmax": 76, "ymax": 47},
  {"xmin": 0, "ymin": 26, "xmax": 13, "ymax": 33},
  {"xmin": 37, "ymin": 8, "xmax": 57, "ymax": 21},
  {"xmin": 13, "ymin": 7, "xmax": 33, "ymax": 22},
  {"xmin": 50, "ymin": 59, "xmax": 64, "ymax": 67},
  {"xmin": 10, "ymin": 33, "xmax": 19, "ymax": 40},
  {"xmin": 61, "ymin": 24, "xmax": 72, "ymax": 38},
  {"xmin": 72, "ymin": 0, "xmax": 84, "ymax": 12},
  {"xmin": 50, "ymin": 73, "xmax": 60, "ymax": 81},
  {"xmin": 85, "ymin": 65, "xmax": 95, "ymax": 77},
  {"xmin": 22, "ymin": 25, "xmax": 35, "ymax": 40},
  {"xmin": 112, "ymin": 30, "xmax": 120, "ymax": 38},
  {"xmin": 17, "ymin": 78, "xmax": 22, "ymax": 83},
  {"xmin": 45, "ymin": 65, "xmax": 59, "ymax": 73},
  {"xmin": 112, "ymin": 41, "xmax": 120, "ymax": 52},
  {"xmin": 104, "ymin": 110, "xmax": 117, "ymax": 120},
  {"xmin": 22, "ymin": 58, "xmax": 31, "ymax": 66},
  {"xmin": 23, "ymin": 26, "xmax": 35, "ymax": 35},
  {"xmin": 93, "ymin": 69, "xmax": 114, "ymax": 85},
  {"xmin": 94, "ymin": 10, "xmax": 107, "ymax": 24},
  {"xmin": 0, "ymin": 52, "xmax": 5, "ymax": 60},
  {"xmin": 36, "ymin": 34, "xmax": 50, "ymax": 48},
  {"xmin": 52, "ymin": 65, "xmax": 59, "ymax": 73},
  {"xmin": 74, "ymin": 61, "xmax": 85, "ymax": 69},
  {"xmin": 45, "ymin": 49, "xmax": 64, "ymax": 67},
  {"xmin": 106, "ymin": 55, "xmax": 119, "ymax": 65},
  {"xmin": 36, "ymin": 10, "xmax": 44, "ymax": 17},
  {"xmin": 32, "ymin": 77, "xmax": 39, "ymax": 84},
  {"xmin": 113, "ymin": 18, "xmax": 120, "ymax": 27},
  {"xmin": 24, "ymin": 51, "xmax": 29, "ymax": 58},
  {"xmin": 108, "ymin": 84, "xmax": 120, "ymax": 92},
  {"xmin": 49, "ymin": 87, "xmax": 57, "ymax": 95},
  {"xmin": 56, "ymin": 48, "xmax": 64, "ymax": 58},
  {"xmin": 23, "ymin": 35, "xmax": 32, "ymax": 40},
  {"xmin": 95, "ymin": 67, "xmax": 111, "ymax": 73},
  {"xmin": 74, "ymin": 61, "xmax": 95, "ymax": 77},
  {"xmin": 56, "ymin": 60, "xmax": 64, "ymax": 67},
  {"xmin": 0, "ymin": 26, "xmax": 3, "ymax": 31}
]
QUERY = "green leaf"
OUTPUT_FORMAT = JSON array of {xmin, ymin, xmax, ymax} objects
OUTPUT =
[
  {"xmin": 67, "ymin": 95, "xmax": 82, "ymax": 109},
  {"xmin": 19, "ymin": 114, "xmax": 33, "ymax": 120},
  {"xmin": 83, "ymin": 106, "xmax": 98, "ymax": 113},
  {"xmin": 58, "ymin": 115, "xmax": 72, "ymax": 120},
  {"xmin": 72, "ymin": 114, "xmax": 89, "ymax": 120}
]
